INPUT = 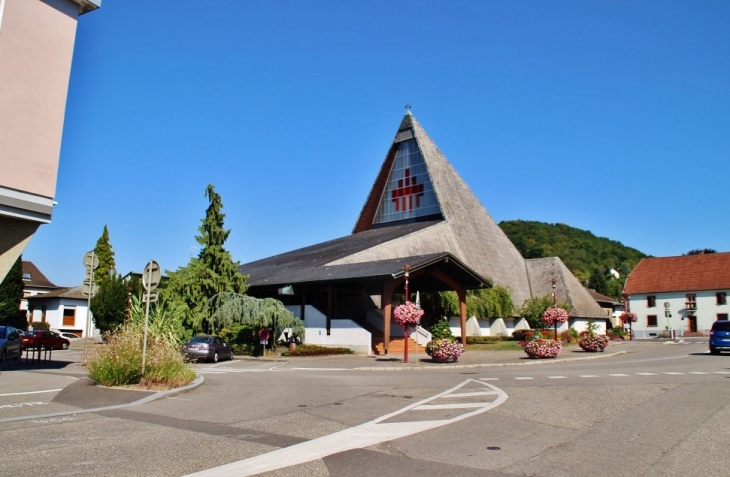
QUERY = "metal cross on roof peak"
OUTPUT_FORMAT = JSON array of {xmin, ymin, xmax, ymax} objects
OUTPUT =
[{"xmin": 405, "ymin": 103, "xmax": 412, "ymax": 113}]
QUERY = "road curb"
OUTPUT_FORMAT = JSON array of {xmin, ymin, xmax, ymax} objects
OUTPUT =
[{"xmin": 0, "ymin": 375, "xmax": 205, "ymax": 423}]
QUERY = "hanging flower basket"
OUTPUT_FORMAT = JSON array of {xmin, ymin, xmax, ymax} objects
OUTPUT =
[
  {"xmin": 523, "ymin": 338, "xmax": 562, "ymax": 359},
  {"xmin": 394, "ymin": 302, "xmax": 424, "ymax": 328},
  {"xmin": 620, "ymin": 312, "xmax": 638, "ymax": 324},
  {"xmin": 426, "ymin": 338, "xmax": 464, "ymax": 362},
  {"xmin": 543, "ymin": 307, "xmax": 569, "ymax": 325},
  {"xmin": 579, "ymin": 333, "xmax": 610, "ymax": 352}
]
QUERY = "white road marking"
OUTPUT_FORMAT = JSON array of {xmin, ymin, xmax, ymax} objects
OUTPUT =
[
  {"xmin": 580, "ymin": 375, "xmax": 599, "ymax": 378},
  {"xmin": 186, "ymin": 379, "xmax": 507, "ymax": 477},
  {"xmin": 479, "ymin": 378, "xmax": 499, "ymax": 381},
  {"xmin": 514, "ymin": 377, "xmax": 533, "ymax": 380},
  {"xmin": 547, "ymin": 376, "xmax": 567, "ymax": 379},
  {"xmin": 0, "ymin": 401, "xmax": 48, "ymax": 410},
  {"xmin": 443, "ymin": 391, "xmax": 496, "ymax": 398},
  {"xmin": 636, "ymin": 373, "xmax": 658, "ymax": 376},
  {"xmin": 663, "ymin": 372, "xmax": 684, "ymax": 375},
  {"xmin": 414, "ymin": 402, "xmax": 488, "ymax": 410},
  {"xmin": 0, "ymin": 389, "xmax": 62, "ymax": 397},
  {"xmin": 714, "ymin": 371, "xmax": 730, "ymax": 374},
  {"xmin": 609, "ymin": 374, "xmax": 629, "ymax": 377},
  {"xmin": 289, "ymin": 368, "xmax": 348, "ymax": 371}
]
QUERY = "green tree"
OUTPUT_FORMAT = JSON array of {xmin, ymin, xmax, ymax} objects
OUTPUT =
[
  {"xmin": 0, "ymin": 256, "xmax": 24, "ymax": 324},
  {"xmin": 93, "ymin": 225, "xmax": 116, "ymax": 283},
  {"xmin": 90, "ymin": 275, "xmax": 130, "ymax": 334},
  {"xmin": 589, "ymin": 267, "xmax": 608, "ymax": 295},
  {"xmin": 518, "ymin": 294, "xmax": 573, "ymax": 330},
  {"xmin": 435, "ymin": 286, "xmax": 515, "ymax": 320},
  {"xmin": 164, "ymin": 184, "xmax": 248, "ymax": 333}
]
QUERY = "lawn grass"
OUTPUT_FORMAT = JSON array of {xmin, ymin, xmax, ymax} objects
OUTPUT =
[{"xmin": 465, "ymin": 341, "xmax": 524, "ymax": 351}]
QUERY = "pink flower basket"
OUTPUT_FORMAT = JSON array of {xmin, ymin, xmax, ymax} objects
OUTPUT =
[
  {"xmin": 394, "ymin": 302, "xmax": 424, "ymax": 328},
  {"xmin": 543, "ymin": 307, "xmax": 569, "ymax": 325},
  {"xmin": 620, "ymin": 312, "xmax": 638, "ymax": 324}
]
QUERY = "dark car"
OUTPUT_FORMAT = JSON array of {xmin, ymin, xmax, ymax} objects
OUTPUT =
[
  {"xmin": 21, "ymin": 330, "xmax": 71, "ymax": 350},
  {"xmin": 182, "ymin": 335, "xmax": 233, "ymax": 363},
  {"xmin": 709, "ymin": 320, "xmax": 730, "ymax": 355},
  {"xmin": 0, "ymin": 326, "xmax": 22, "ymax": 362}
]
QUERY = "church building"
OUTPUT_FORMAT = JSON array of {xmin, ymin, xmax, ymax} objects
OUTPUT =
[{"xmin": 239, "ymin": 109, "xmax": 606, "ymax": 354}]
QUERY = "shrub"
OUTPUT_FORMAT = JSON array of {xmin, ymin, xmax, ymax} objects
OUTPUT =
[
  {"xmin": 523, "ymin": 338, "xmax": 562, "ymax": 359},
  {"xmin": 512, "ymin": 329, "xmax": 534, "ymax": 341},
  {"xmin": 430, "ymin": 319, "xmax": 454, "ymax": 339},
  {"xmin": 466, "ymin": 336, "xmax": 508, "ymax": 344},
  {"xmin": 30, "ymin": 321, "xmax": 50, "ymax": 331},
  {"xmin": 281, "ymin": 344, "xmax": 354, "ymax": 357},
  {"xmin": 560, "ymin": 328, "xmax": 580, "ymax": 343}
]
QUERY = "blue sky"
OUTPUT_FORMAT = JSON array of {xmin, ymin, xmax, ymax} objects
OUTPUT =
[{"xmin": 24, "ymin": 1, "xmax": 730, "ymax": 286}]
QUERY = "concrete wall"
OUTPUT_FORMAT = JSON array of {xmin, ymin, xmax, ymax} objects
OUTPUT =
[{"xmin": 287, "ymin": 305, "xmax": 372, "ymax": 355}]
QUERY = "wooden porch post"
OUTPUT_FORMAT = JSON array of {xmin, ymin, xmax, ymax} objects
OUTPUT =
[
  {"xmin": 458, "ymin": 288, "xmax": 467, "ymax": 346},
  {"xmin": 383, "ymin": 279, "xmax": 396, "ymax": 355}
]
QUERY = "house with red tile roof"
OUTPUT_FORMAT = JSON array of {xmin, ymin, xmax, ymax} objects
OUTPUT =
[{"xmin": 623, "ymin": 252, "xmax": 730, "ymax": 337}]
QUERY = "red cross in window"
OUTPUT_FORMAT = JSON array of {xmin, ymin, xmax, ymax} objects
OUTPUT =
[{"xmin": 391, "ymin": 168, "xmax": 424, "ymax": 212}]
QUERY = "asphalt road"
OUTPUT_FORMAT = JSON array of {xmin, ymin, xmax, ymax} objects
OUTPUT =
[{"xmin": 1, "ymin": 340, "xmax": 728, "ymax": 476}]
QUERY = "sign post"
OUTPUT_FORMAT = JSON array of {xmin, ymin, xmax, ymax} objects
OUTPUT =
[
  {"xmin": 82, "ymin": 251, "xmax": 99, "ymax": 364},
  {"xmin": 259, "ymin": 329, "xmax": 270, "ymax": 357},
  {"xmin": 141, "ymin": 260, "xmax": 161, "ymax": 374}
]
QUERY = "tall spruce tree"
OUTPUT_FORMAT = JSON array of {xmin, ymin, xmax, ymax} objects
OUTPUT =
[
  {"xmin": 0, "ymin": 256, "xmax": 24, "ymax": 322},
  {"xmin": 93, "ymin": 225, "xmax": 116, "ymax": 283},
  {"xmin": 164, "ymin": 184, "xmax": 247, "ymax": 333}
]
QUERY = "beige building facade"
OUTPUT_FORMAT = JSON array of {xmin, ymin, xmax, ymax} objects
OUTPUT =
[{"xmin": 0, "ymin": 0, "xmax": 100, "ymax": 281}]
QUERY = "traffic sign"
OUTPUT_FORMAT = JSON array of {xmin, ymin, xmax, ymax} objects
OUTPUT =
[
  {"xmin": 142, "ymin": 260, "xmax": 161, "ymax": 291},
  {"xmin": 258, "ymin": 329, "xmax": 270, "ymax": 341},
  {"xmin": 82, "ymin": 285, "xmax": 99, "ymax": 297},
  {"xmin": 142, "ymin": 291, "xmax": 159, "ymax": 303},
  {"xmin": 83, "ymin": 251, "xmax": 99, "ymax": 270}
]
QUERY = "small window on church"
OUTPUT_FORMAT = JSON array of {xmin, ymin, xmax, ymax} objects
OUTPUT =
[{"xmin": 23, "ymin": 272, "xmax": 31, "ymax": 281}]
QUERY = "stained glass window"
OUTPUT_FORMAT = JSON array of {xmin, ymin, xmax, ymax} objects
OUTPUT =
[{"xmin": 373, "ymin": 139, "xmax": 441, "ymax": 225}]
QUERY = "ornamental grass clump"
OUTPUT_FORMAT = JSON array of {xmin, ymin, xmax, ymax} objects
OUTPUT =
[
  {"xmin": 523, "ymin": 338, "xmax": 562, "ymax": 359},
  {"xmin": 426, "ymin": 338, "xmax": 465, "ymax": 361},
  {"xmin": 88, "ymin": 296, "xmax": 196, "ymax": 388}
]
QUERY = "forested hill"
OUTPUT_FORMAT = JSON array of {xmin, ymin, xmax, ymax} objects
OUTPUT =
[{"xmin": 498, "ymin": 220, "xmax": 648, "ymax": 285}]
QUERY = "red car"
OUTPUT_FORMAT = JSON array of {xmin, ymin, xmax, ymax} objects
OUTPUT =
[{"xmin": 21, "ymin": 330, "xmax": 71, "ymax": 350}]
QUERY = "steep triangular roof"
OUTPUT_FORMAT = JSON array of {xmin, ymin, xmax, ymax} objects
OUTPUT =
[
  {"xmin": 525, "ymin": 257, "xmax": 607, "ymax": 319},
  {"xmin": 22, "ymin": 261, "xmax": 57, "ymax": 289},
  {"xmin": 340, "ymin": 111, "xmax": 533, "ymax": 304}
]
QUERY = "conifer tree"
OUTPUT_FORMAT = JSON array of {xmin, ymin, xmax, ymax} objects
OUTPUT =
[
  {"xmin": 0, "ymin": 256, "xmax": 24, "ymax": 322},
  {"xmin": 164, "ymin": 184, "xmax": 247, "ymax": 333},
  {"xmin": 93, "ymin": 225, "xmax": 116, "ymax": 283}
]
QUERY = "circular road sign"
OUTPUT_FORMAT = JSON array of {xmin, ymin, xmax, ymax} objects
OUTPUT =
[
  {"xmin": 259, "ymin": 329, "xmax": 270, "ymax": 341},
  {"xmin": 83, "ymin": 251, "xmax": 99, "ymax": 269},
  {"xmin": 142, "ymin": 260, "xmax": 162, "ymax": 291}
]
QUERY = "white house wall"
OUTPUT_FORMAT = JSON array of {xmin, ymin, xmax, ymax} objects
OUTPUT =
[
  {"xmin": 28, "ymin": 297, "xmax": 96, "ymax": 337},
  {"xmin": 287, "ymin": 305, "xmax": 372, "ymax": 355},
  {"xmin": 628, "ymin": 291, "xmax": 729, "ymax": 337}
]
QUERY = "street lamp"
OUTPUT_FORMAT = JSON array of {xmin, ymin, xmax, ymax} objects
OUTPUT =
[{"xmin": 550, "ymin": 276, "xmax": 558, "ymax": 340}]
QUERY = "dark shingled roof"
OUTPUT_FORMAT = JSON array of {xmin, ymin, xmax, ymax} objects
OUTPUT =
[
  {"xmin": 22, "ymin": 261, "xmax": 57, "ymax": 289},
  {"xmin": 26, "ymin": 286, "xmax": 87, "ymax": 300}
]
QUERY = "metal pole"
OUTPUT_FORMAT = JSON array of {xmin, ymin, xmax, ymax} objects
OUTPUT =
[
  {"xmin": 142, "ymin": 261, "xmax": 152, "ymax": 374},
  {"xmin": 403, "ymin": 266, "xmax": 410, "ymax": 363},
  {"xmin": 551, "ymin": 278, "xmax": 558, "ymax": 340},
  {"xmin": 83, "ymin": 251, "xmax": 95, "ymax": 365}
]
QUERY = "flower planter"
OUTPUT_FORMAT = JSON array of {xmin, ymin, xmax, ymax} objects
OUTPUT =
[
  {"xmin": 426, "ymin": 339, "xmax": 464, "ymax": 362},
  {"xmin": 523, "ymin": 338, "xmax": 562, "ymax": 359},
  {"xmin": 579, "ymin": 334, "xmax": 609, "ymax": 352}
]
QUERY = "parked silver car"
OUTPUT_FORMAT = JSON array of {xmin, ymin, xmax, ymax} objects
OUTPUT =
[
  {"xmin": 0, "ymin": 325, "xmax": 22, "ymax": 362},
  {"xmin": 182, "ymin": 335, "xmax": 233, "ymax": 363}
]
